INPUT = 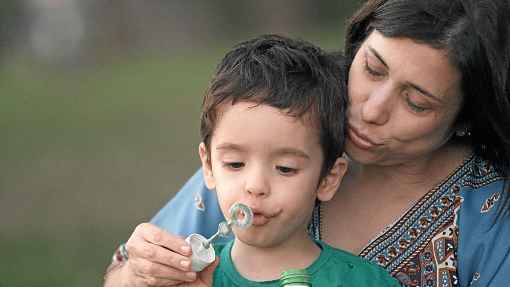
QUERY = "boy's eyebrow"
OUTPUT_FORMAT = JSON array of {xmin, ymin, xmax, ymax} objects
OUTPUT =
[
  {"xmin": 272, "ymin": 148, "xmax": 310, "ymax": 160},
  {"xmin": 215, "ymin": 144, "xmax": 310, "ymax": 159},
  {"xmin": 215, "ymin": 143, "xmax": 246, "ymax": 152}
]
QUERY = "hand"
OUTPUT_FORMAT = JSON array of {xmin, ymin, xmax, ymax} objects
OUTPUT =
[
  {"xmin": 121, "ymin": 223, "xmax": 199, "ymax": 287},
  {"xmin": 174, "ymin": 258, "xmax": 219, "ymax": 287}
]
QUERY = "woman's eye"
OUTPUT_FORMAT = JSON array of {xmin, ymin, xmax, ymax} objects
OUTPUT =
[
  {"xmin": 365, "ymin": 64, "xmax": 382, "ymax": 77},
  {"xmin": 276, "ymin": 166, "xmax": 298, "ymax": 175},
  {"xmin": 364, "ymin": 58, "xmax": 385, "ymax": 79},
  {"xmin": 406, "ymin": 97, "xmax": 429, "ymax": 113},
  {"xmin": 224, "ymin": 162, "xmax": 244, "ymax": 170}
]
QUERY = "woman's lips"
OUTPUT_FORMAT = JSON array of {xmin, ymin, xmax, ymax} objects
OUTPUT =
[{"xmin": 348, "ymin": 125, "xmax": 382, "ymax": 150}]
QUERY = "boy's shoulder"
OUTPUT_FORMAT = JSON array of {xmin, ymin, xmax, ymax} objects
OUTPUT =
[
  {"xmin": 213, "ymin": 241, "xmax": 229, "ymax": 253},
  {"xmin": 211, "ymin": 240, "xmax": 401, "ymax": 287},
  {"xmin": 311, "ymin": 241, "xmax": 401, "ymax": 287}
]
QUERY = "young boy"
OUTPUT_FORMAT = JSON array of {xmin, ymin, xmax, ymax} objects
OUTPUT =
[{"xmin": 197, "ymin": 34, "xmax": 400, "ymax": 286}]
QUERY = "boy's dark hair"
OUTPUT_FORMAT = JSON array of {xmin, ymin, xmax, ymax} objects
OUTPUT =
[{"xmin": 200, "ymin": 34, "xmax": 347, "ymax": 178}]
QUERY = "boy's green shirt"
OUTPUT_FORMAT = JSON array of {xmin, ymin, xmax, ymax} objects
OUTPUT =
[{"xmin": 212, "ymin": 240, "xmax": 401, "ymax": 287}]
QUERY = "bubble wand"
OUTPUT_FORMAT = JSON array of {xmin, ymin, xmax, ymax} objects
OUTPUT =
[{"xmin": 185, "ymin": 202, "xmax": 253, "ymax": 271}]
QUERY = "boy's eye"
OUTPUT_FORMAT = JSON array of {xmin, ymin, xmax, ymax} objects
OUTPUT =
[
  {"xmin": 223, "ymin": 162, "xmax": 244, "ymax": 170},
  {"xmin": 276, "ymin": 166, "xmax": 298, "ymax": 175}
]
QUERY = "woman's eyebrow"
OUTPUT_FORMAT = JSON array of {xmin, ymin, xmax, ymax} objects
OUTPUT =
[
  {"xmin": 368, "ymin": 45, "xmax": 443, "ymax": 103},
  {"xmin": 406, "ymin": 82, "xmax": 443, "ymax": 103},
  {"xmin": 367, "ymin": 46, "xmax": 388, "ymax": 68}
]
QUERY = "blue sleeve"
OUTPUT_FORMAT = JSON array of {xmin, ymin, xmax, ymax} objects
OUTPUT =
[
  {"xmin": 150, "ymin": 168, "xmax": 227, "ymax": 239},
  {"xmin": 457, "ymin": 179, "xmax": 510, "ymax": 287}
]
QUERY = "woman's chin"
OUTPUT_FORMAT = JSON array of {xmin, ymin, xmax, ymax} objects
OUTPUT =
[{"xmin": 345, "ymin": 141, "xmax": 383, "ymax": 164}]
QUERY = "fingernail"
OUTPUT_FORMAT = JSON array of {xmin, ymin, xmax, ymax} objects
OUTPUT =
[
  {"xmin": 180, "ymin": 260, "xmax": 190, "ymax": 268},
  {"xmin": 185, "ymin": 272, "xmax": 196, "ymax": 280},
  {"xmin": 181, "ymin": 245, "xmax": 191, "ymax": 253}
]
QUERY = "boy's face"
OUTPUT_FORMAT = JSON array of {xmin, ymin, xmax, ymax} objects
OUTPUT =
[{"xmin": 199, "ymin": 101, "xmax": 346, "ymax": 248}]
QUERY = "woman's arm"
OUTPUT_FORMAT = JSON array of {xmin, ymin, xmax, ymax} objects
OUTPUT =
[
  {"xmin": 457, "ymin": 178, "xmax": 510, "ymax": 287},
  {"xmin": 151, "ymin": 169, "xmax": 226, "ymax": 238},
  {"xmin": 103, "ymin": 169, "xmax": 226, "ymax": 287}
]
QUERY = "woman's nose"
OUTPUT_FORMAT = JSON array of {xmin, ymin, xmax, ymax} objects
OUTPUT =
[{"xmin": 360, "ymin": 85, "xmax": 393, "ymax": 125}]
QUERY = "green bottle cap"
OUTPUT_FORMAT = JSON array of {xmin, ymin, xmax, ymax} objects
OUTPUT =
[{"xmin": 279, "ymin": 269, "xmax": 311, "ymax": 286}]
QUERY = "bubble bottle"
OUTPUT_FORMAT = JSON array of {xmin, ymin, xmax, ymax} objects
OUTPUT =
[{"xmin": 279, "ymin": 269, "xmax": 312, "ymax": 287}]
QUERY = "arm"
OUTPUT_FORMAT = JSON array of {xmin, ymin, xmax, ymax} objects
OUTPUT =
[
  {"xmin": 103, "ymin": 169, "xmax": 226, "ymax": 287},
  {"xmin": 457, "ymin": 178, "xmax": 510, "ymax": 287},
  {"xmin": 151, "ymin": 169, "xmax": 226, "ymax": 238}
]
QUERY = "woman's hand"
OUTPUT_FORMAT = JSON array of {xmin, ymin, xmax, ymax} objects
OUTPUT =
[
  {"xmin": 112, "ymin": 222, "xmax": 208, "ymax": 287},
  {"xmin": 173, "ymin": 258, "xmax": 219, "ymax": 287}
]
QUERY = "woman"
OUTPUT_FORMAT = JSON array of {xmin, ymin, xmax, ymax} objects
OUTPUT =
[{"xmin": 104, "ymin": 0, "xmax": 510, "ymax": 286}]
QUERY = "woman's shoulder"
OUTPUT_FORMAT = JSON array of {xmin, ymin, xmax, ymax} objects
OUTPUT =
[
  {"xmin": 456, "ymin": 155, "xmax": 510, "ymax": 286},
  {"xmin": 457, "ymin": 154, "xmax": 507, "ymax": 215}
]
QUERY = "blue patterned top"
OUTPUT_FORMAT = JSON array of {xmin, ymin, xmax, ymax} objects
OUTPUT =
[{"xmin": 149, "ymin": 154, "xmax": 509, "ymax": 287}]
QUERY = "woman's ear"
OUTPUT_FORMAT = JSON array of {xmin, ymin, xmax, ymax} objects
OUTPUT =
[
  {"xmin": 317, "ymin": 157, "xmax": 348, "ymax": 202},
  {"xmin": 199, "ymin": 142, "xmax": 216, "ymax": 190}
]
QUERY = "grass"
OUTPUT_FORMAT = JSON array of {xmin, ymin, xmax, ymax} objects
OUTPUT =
[
  {"xmin": 0, "ymin": 50, "xmax": 221, "ymax": 286},
  {"xmin": 0, "ymin": 230, "xmax": 127, "ymax": 286}
]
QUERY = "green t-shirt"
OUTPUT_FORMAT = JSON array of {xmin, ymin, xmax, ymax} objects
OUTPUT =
[{"xmin": 212, "ymin": 240, "xmax": 401, "ymax": 287}]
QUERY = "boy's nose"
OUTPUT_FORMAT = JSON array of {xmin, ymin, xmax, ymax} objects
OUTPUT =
[{"xmin": 245, "ymin": 168, "xmax": 270, "ymax": 197}]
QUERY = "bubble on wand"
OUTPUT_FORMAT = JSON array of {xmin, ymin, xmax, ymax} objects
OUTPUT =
[{"xmin": 201, "ymin": 202, "xmax": 253, "ymax": 248}]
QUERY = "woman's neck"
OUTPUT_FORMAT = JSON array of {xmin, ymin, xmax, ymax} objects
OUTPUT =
[
  {"xmin": 349, "ymin": 143, "xmax": 472, "ymax": 197},
  {"xmin": 319, "ymin": 143, "xmax": 472, "ymax": 254},
  {"xmin": 230, "ymin": 231, "xmax": 320, "ymax": 282}
]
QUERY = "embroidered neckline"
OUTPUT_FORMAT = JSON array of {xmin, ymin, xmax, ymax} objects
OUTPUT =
[
  {"xmin": 358, "ymin": 152, "xmax": 475, "ymax": 256},
  {"xmin": 312, "ymin": 153, "xmax": 505, "ymax": 286},
  {"xmin": 315, "ymin": 152, "xmax": 476, "ymax": 252}
]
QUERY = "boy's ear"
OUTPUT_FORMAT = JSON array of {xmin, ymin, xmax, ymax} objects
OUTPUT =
[
  {"xmin": 199, "ymin": 142, "xmax": 216, "ymax": 190},
  {"xmin": 317, "ymin": 157, "xmax": 348, "ymax": 202}
]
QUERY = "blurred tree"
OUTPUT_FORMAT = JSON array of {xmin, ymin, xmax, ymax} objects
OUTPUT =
[
  {"xmin": 27, "ymin": 0, "xmax": 85, "ymax": 65},
  {"xmin": 0, "ymin": 0, "xmax": 26, "ymax": 58}
]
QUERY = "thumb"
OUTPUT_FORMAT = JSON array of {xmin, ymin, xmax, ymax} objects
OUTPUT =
[{"xmin": 199, "ymin": 257, "xmax": 220, "ymax": 286}]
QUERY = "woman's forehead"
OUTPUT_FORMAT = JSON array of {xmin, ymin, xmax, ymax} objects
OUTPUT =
[{"xmin": 361, "ymin": 30, "xmax": 462, "ymax": 104}]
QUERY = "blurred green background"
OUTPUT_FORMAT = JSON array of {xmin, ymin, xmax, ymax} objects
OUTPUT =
[{"xmin": 0, "ymin": 1, "xmax": 359, "ymax": 286}]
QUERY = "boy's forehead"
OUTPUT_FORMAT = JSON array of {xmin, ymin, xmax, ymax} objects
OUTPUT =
[
  {"xmin": 215, "ymin": 100, "xmax": 320, "ymax": 128},
  {"xmin": 209, "ymin": 101, "xmax": 323, "ymax": 151}
]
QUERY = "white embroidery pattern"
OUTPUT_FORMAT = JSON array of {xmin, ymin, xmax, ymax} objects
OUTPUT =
[
  {"xmin": 480, "ymin": 192, "xmax": 500, "ymax": 213},
  {"xmin": 194, "ymin": 193, "xmax": 206, "ymax": 212}
]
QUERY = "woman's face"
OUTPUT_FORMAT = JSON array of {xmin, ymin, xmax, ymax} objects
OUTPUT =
[{"xmin": 346, "ymin": 30, "xmax": 463, "ymax": 166}]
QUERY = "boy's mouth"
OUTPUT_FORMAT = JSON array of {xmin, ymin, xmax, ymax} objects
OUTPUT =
[{"xmin": 250, "ymin": 208, "xmax": 282, "ymax": 226}]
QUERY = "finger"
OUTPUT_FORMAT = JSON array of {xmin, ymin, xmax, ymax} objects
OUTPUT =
[
  {"xmin": 127, "ymin": 239, "xmax": 193, "ymax": 272},
  {"xmin": 129, "ymin": 257, "xmax": 198, "ymax": 284},
  {"xmin": 136, "ymin": 223, "xmax": 192, "ymax": 256},
  {"xmin": 198, "ymin": 257, "xmax": 219, "ymax": 286},
  {"xmin": 134, "ymin": 274, "xmax": 182, "ymax": 287}
]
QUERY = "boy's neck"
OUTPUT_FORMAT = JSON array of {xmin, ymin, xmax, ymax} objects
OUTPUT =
[{"xmin": 230, "ymin": 231, "xmax": 321, "ymax": 282}]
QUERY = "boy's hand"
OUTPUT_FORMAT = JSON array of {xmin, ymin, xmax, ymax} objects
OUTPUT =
[{"xmin": 174, "ymin": 258, "xmax": 219, "ymax": 287}]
